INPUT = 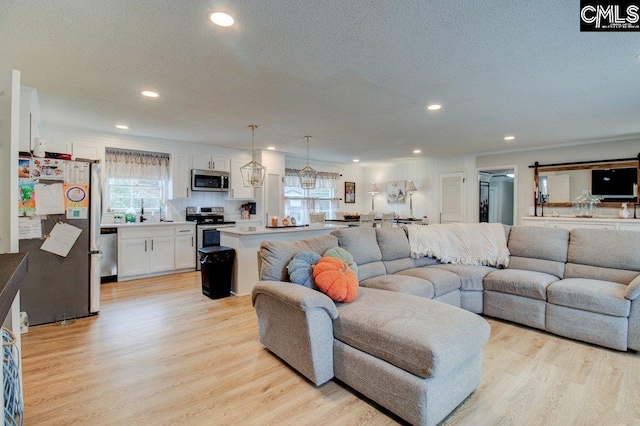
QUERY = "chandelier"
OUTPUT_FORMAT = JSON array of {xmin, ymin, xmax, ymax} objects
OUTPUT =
[
  {"xmin": 299, "ymin": 135, "xmax": 317, "ymax": 189},
  {"xmin": 240, "ymin": 125, "xmax": 266, "ymax": 188}
]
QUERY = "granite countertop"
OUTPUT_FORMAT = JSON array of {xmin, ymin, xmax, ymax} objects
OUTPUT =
[
  {"xmin": 100, "ymin": 221, "xmax": 194, "ymax": 228},
  {"xmin": 219, "ymin": 224, "xmax": 347, "ymax": 236},
  {"xmin": 0, "ymin": 253, "xmax": 28, "ymax": 322}
]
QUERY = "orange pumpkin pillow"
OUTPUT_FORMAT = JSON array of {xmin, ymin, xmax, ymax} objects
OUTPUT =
[{"xmin": 312, "ymin": 257, "xmax": 359, "ymax": 303}]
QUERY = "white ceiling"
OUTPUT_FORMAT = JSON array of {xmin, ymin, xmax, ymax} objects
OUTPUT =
[{"xmin": 1, "ymin": 1, "xmax": 639, "ymax": 164}]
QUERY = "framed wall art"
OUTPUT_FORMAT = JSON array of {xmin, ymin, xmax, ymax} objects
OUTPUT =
[
  {"xmin": 345, "ymin": 181, "xmax": 356, "ymax": 203},
  {"xmin": 387, "ymin": 180, "xmax": 406, "ymax": 203}
]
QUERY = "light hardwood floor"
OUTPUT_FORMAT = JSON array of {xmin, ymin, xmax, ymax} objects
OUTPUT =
[{"xmin": 22, "ymin": 272, "xmax": 640, "ymax": 425}]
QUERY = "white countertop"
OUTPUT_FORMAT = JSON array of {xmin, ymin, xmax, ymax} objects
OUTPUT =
[
  {"xmin": 522, "ymin": 216, "xmax": 639, "ymax": 222},
  {"xmin": 100, "ymin": 221, "xmax": 194, "ymax": 228},
  {"xmin": 219, "ymin": 224, "xmax": 347, "ymax": 236}
]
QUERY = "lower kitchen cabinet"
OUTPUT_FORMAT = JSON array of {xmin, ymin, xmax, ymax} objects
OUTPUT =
[
  {"xmin": 174, "ymin": 225, "xmax": 196, "ymax": 270},
  {"xmin": 118, "ymin": 223, "xmax": 195, "ymax": 280}
]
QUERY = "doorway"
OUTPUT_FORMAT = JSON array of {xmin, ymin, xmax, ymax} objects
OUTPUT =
[{"xmin": 477, "ymin": 166, "xmax": 517, "ymax": 226}]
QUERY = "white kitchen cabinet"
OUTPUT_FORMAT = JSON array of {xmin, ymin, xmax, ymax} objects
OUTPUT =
[
  {"xmin": 118, "ymin": 226, "xmax": 176, "ymax": 280},
  {"xmin": 148, "ymin": 236, "xmax": 175, "ymax": 273},
  {"xmin": 119, "ymin": 238, "xmax": 148, "ymax": 277},
  {"xmin": 229, "ymin": 159, "xmax": 255, "ymax": 199},
  {"xmin": 174, "ymin": 225, "xmax": 196, "ymax": 269},
  {"xmin": 192, "ymin": 155, "xmax": 227, "ymax": 172},
  {"xmin": 170, "ymin": 153, "xmax": 191, "ymax": 199},
  {"xmin": 19, "ymin": 86, "xmax": 40, "ymax": 153}
]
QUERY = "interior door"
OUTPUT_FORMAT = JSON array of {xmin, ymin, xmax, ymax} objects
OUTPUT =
[
  {"xmin": 439, "ymin": 171, "xmax": 465, "ymax": 223},
  {"xmin": 264, "ymin": 171, "xmax": 283, "ymax": 223}
]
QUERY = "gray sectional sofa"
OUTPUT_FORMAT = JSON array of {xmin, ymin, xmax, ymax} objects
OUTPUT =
[{"xmin": 251, "ymin": 225, "xmax": 640, "ymax": 425}]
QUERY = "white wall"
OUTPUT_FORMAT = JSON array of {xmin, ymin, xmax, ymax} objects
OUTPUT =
[
  {"xmin": 40, "ymin": 124, "xmax": 256, "ymax": 221},
  {"xmin": 476, "ymin": 137, "xmax": 640, "ymax": 222},
  {"xmin": 362, "ymin": 155, "xmax": 477, "ymax": 222},
  {"xmin": 285, "ymin": 156, "xmax": 366, "ymax": 216}
]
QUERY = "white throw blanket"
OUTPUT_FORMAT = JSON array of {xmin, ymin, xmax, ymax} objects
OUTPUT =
[{"xmin": 406, "ymin": 223, "xmax": 510, "ymax": 268}]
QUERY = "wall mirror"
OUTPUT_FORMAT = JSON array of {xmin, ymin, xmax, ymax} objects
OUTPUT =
[{"xmin": 530, "ymin": 154, "xmax": 639, "ymax": 213}]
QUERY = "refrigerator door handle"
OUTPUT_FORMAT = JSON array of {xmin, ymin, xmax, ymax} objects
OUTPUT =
[{"xmin": 89, "ymin": 250, "xmax": 102, "ymax": 255}]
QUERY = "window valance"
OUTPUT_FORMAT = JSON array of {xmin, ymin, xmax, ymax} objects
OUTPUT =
[{"xmin": 105, "ymin": 148, "xmax": 170, "ymax": 180}]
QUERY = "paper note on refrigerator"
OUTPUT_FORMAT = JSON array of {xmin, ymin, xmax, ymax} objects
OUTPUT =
[
  {"xmin": 35, "ymin": 183, "xmax": 65, "ymax": 215},
  {"xmin": 18, "ymin": 217, "xmax": 42, "ymax": 240},
  {"xmin": 40, "ymin": 222, "xmax": 83, "ymax": 257}
]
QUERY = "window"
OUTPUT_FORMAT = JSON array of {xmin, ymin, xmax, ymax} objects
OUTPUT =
[
  {"xmin": 104, "ymin": 148, "xmax": 170, "ymax": 212},
  {"xmin": 106, "ymin": 178, "xmax": 165, "ymax": 212},
  {"xmin": 284, "ymin": 169, "xmax": 340, "ymax": 223}
]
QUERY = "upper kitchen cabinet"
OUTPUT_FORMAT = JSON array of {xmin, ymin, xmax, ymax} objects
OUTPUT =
[
  {"xmin": 170, "ymin": 153, "xmax": 191, "ymax": 199},
  {"xmin": 229, "ymin": 159, "xmax": 255, "ymax": 200},
  {"xmin": 192, "ymin": 154, "xmax": 227, "ymax": 172},
  {"xmin": 18, "ymin": 86, "xmax": 40, "ymax": 153}
]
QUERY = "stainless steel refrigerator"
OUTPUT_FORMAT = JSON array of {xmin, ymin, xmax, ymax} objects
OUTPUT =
[{"xmin": 19, "ymin": 159, "xmax": 102, "ymax": 326}]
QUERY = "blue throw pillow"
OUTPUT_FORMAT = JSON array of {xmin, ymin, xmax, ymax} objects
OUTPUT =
[{"xmin": 287, "ymin": 251, "xmax": 322, "ymax": 289}]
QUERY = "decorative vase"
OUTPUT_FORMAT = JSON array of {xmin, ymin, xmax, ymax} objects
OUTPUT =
[
  {"xmin": 618, "ymin": 203, "xmax": 630, "ymax": 219},
  {"xmin": 572, "ymin": 189, "xmax": 600, "ymax": 218}
]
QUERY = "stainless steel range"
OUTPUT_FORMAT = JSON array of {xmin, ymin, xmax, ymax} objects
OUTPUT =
[{"xmin": 186, "ymin": 207, "xmax": 236, "ymax": 270}]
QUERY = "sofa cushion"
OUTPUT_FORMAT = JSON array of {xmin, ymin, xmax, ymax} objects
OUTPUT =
[
  {"xmin": 396, "ymin": 267, "xmax": 461, "ymax": 297},
  {"xmin": 383, "ymin": 257, "xmax": 416, "ymax": 274},
  {"xmin": 333, "ymin": 287, "xmax": 491, "ymax": 379},
  {"xmin": 564, "ymin": 263, "xmax": 639, "ymax": 286},
  {"xmin": 508, "ymin": 225, "xmax": 569, "ymax": 262},
  {"xmin": 332, "ymin": 227, "xmax": 383, "ymax": 265},
  {"xmin": 260, "ymin": 235, "xmax": 339, "ymax": 282},
  {"xmin": 429, "ymin": 264, "xmax": 496, "ymax": 291},
  {"xmin": 547, "ymin": 278, "xmax": 630, "ymax": 317},
  {"xmin": 358, "ymin": 261, "xmax": 387, "ymax": 281},
  {"xmin": 484, "ymin": 269, "xmax": 559, "ymax": 301},
  {"xmin": 361, "ymin": 274, "xmax": 435, "ymax": 298},
  {"xmin": 375, "ymin": 227, "xmax": 410, "ymax": 260},
  {"xmin": 507, "ymin": 256, "xmax": 565, "ymax": 279},
  {"xmin": 568, "ymin": 228, "xmax": 640, "ymax": 271}
]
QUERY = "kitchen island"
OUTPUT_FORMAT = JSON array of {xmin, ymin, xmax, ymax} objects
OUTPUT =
[{"xmin": 220, "ymin": 224, "xmax": 347, "ymax": 295}]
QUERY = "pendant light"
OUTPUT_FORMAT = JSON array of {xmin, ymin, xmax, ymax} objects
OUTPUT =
[
  {"xmin": 299, "ymin": 135, "xmax": 317, "ymax": 189},
  {"xmin": 240, "ymin": 125, "xmax": 266, "ymax": 187}
]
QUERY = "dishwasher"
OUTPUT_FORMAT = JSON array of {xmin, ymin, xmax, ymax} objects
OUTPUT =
[{"xmin": 100, "ymin": 227, "xmax": 118, "ymax": 283}]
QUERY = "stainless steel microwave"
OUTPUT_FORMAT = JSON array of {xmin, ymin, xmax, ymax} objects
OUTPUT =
[{"xmin": 191, "ymin": 169, "xmax": 229, "ymax": 192}]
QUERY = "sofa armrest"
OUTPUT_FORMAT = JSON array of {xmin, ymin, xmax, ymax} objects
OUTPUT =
[
  {"xmin": 252, "ymin": 281, "xmax": 337, "ymax": 385},
  {"xmin": 624, "ymin": 275, "xmax": 640, "ymax": 300}
]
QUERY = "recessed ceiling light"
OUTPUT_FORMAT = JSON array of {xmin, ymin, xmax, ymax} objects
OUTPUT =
[
  {"xmin": 209, "ymin": 12, "xmax": 234, "ymax": 27},
  {"xmin": 141, "ymin": 90, "xmax": 159, "ymax": 98},
  {"xmin": 353, "ymin": 159, "xmax": 360, "ymax": 163},
  {"xmin": 427, "ymin": 104, "xmax": 441, "ymax": 111},
  {"xmin": 504, "ymin": 136, "xmax": 515, "ymax": 141},
  {"xmin": 413, "ymin": 149, "xmax": 422, "ymax": 154},
  {"xmin": 115, "ymin": 124, "xmax": 129, "ymax": 130},
  {"xmin": 267, "ymin": 146, "xmax": 276, "ymax": 150}
]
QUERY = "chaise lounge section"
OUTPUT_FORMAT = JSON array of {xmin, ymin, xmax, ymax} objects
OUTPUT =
[{"xmin": 251, "ymin": 224, "xmax": 640, "ymax": 425}]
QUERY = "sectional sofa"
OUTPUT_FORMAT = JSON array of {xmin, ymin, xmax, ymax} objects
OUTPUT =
[{"xmin": 251, "ymin": 225, "xmax": 640, "ymax": 425}]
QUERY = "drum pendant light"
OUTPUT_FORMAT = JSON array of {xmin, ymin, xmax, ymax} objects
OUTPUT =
[{"xmin": 240, "ymin": 125, "xmax": 266, "ymax": 187}]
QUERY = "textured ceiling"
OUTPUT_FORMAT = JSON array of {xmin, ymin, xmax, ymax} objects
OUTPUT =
[{"xmin": 1, "ymin": 1, "xmax": 639, "ymax": 164}]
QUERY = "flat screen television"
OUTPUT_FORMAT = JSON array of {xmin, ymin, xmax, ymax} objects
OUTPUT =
[{"xmin": 591, "ymin": 168, "xmax": 638, "ymax": 199}]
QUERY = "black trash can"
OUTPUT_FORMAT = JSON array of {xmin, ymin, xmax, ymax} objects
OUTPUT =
[{"xmin": 198, "ymin": 246, "xmax": 235, "ymax": 299}]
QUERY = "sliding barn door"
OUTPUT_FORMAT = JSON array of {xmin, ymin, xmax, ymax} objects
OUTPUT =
[{"xmin": 439, "ymin": 171, "xmax": 465, "ymax": 223}]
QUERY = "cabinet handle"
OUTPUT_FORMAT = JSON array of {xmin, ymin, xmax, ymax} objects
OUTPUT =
[
  {"xmin": 179, "ymin": 229, "xmax": 190, "ymax": 233},
  {"xmin": 212, "ymin": 161, "xmax": 215, "ymax": 169},
  {"xmin": 151, "ymin": 239, "xmax": 154, "ymax": 250},
  {"xmin": 145, "ymin": 240, "xmax": 147, "ymax": 252},
  {"xmin": 191, "ymin": 236, "xmax": 194, "ymax": 247},
  {"xmin": 208, "ymin": 160, "xmax": 211, "ymax": 169}
]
